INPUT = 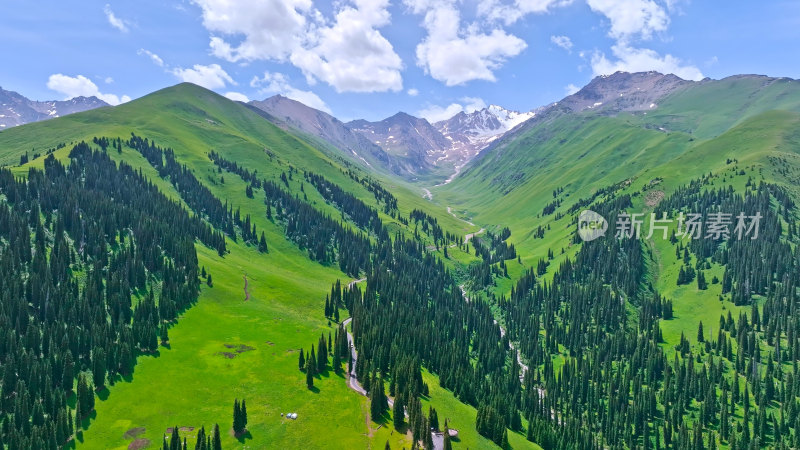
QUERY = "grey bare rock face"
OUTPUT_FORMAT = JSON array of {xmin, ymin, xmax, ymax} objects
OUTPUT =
[
  {"xmin": 0, "ymin": 87, "xmax": 108, "ymax": 129},
  {"xmin": 348, "ymin": 107, "xmax": 535, "ymax": 178},
  {"xmin": 247, "ymin": 95, "xmax": 408, "ymax": 175},
  {"xmin": 348, "ymin": 112, "xmax": 448, "ymax": 174},
  {"xmin": 248, "ymin": 93, "xmax": 537, "ymax": 180}
]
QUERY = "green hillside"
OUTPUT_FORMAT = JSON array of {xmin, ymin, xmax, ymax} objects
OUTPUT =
[
  {"xmin": 3, "ymin": 74, "xmax": 800, "ymax": 450},
  {"xmin": 0, "ymin": 84, "xmax": 508, "ymax": 449},
  {"xmin": 429, "ymin": 75, "xmax": 800, "ymax": 448},
  {"xmin": 438, "ymin": 76, "xmax": 800, "ymax": 255}
]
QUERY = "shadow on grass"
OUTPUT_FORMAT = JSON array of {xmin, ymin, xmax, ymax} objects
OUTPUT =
[
  {"xmin": 96, "ymin": 386, "xmax": 110, "ymax": 401},
  {"xmin": 307, "ymin": 386, "xmax": 320, "ymax": 394},
  {"xmin": 373, "ymin": 412, "xmax": 391, "ymax": 427},
  {"xmin": 318, "ymin": 367, "xmax": 338, "ymax": 378},
  {"xmin": 76, "ymin": 410, "xmax": 98, "ymax": 434},
  {"xmin": 235, "ymin": 430, "xmax": 253, "ymax": 444},
  {"xmin": 393, "ymin": 423, "xmax": 410, "ymax": 435}
]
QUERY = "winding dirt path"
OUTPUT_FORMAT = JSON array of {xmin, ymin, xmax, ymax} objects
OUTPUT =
[
  {"xmin": 342, "ymin": 316, "xmax": 368, "ymax": 397},
  {"xmin": 243, "ymin": 274, "xmax": 250, "ymax": 301},
  {"xmin": 461, "ymin": 285, "xmax": 528, "ymax": 378},
  {"xmin": 422, "ymin": 188, "xmax": 433, "ymax": 200},
  {"xmin": 446, "ymin": 206, "xmax": 475, "ymax": 227},
  {"xmin": 464, "ymin": 227, "xmax": 485, "ymax": 244},
  {"xmin": 342, "ymin": 278, "xmax": 446, "ymax": 448}
]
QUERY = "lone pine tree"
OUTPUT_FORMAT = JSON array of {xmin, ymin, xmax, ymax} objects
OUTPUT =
[{"xmin": 233, "ymin": 399, "xmax": 248, "ymax": 434}]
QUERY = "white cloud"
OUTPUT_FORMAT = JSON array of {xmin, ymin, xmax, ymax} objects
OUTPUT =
[
  {"xmin": 137, "ymin": 49, "xmax": 164, "ymax": 67},
  {"xmin": 224, "ymin": 91, "xmax": 249, "ymax": 102},
  {"xmin": 289, "ymin": 0, "xmax": 403, "ymax": 93},
  {"xmin": 104, "ymin": 77, "xmax": 114, "ymax": 84},
  {"xmin": 251, "ymin": 72, "xmax": 331, "ymax": 113},
  {"xmin": 586, "ymin": 0, "xmax": 669, "ymax": 41},
  {"xmin": 171, "ymin": 64, "xmax": 235, "ymax": 89},
  {"xmin": 409, "ymin": 1, "xmax": 527, "ymax": 86},
  {"xmin": 47, "ymin": 74, "xmax": 130, "ymax": 105},
  {"xmin": 407, "ymin": 88, "xmax": 419, "ymax": 96},
  {"xmin": 590, "ymin": 44, "xmax": 703, "ymax": 80},
  {"xmin": 584, "ymin": 0, "xmax": 701, "ymax": 81},
  {"xmin": 418, "ymin": 97, "xmax": 486, "ymax": 122},
  {"xmin": 104, "ymin": 4, "xmax": 129, "ymax": 32},
  {"xmin": 564, "ymin": 83, "xmax": 580, "ymax": 95},
  {"xmin": 550, "ymin": 35, "xmax": 573, "ymax": 52},
  {"xmin": 479, "ymin": 0, "xmax": 573, "ymax": 25},
  {"xmin": 193, "ymin": 0, "xmax": 402, "ymax": 93},
  {"xmin": 195, "ymin": 0, "xmax": 311, "ymax": 62}
]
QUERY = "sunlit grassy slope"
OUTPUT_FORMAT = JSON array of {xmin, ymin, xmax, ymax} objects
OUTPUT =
[
  {"xmin": 0, "ymin": 83, "xmax": 494, "ymax": 449},
  {"xmin": 4, "ymin": 75, "xmax": 799, "ymax": 449},
  {"xmin": 436, "ymin": 76, "xmax": 800, "ymax": 359},
  {"xmin": 438, "ymin": 79, "xmax": 800, "ymax": 256}
]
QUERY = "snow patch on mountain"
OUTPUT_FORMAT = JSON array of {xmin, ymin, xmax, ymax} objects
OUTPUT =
[{"xmin": 429, "ymin": 105, "xmax": 535, "ymax": 180}]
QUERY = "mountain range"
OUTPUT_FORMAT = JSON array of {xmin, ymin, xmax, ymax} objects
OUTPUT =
[
  {"xmin": 0, "ymin": 86, "xmax": 108, "ymax": 129},
  {"xmin": 4, "ymin": 71, "xmax": 799, "ymax": 188},
  {"xmin": 2, "ymin": 70, "xmax": 800, "ymax": 450},
  {"xmin": 247, "ymin": 95, "xmax": 537, "ymax": 180}
]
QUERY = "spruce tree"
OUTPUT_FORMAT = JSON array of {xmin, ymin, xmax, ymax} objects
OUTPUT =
[
  {"xmin": 233, "ymin": 399, "xmax": 242, "ymax": 434},
  {"xmin": 428, "ymin": 407, "xmax": 439, "ymax": 431},
  {"xmin": 309, "ymin": 345, "xmax": 316, "ymax": 375},
  {"xmin": 299, "ymin": 347, "xmax": 305, "ymax": 370},
  {"xmin": 170, "ymin": 426, "xmax": 180, "ymax": 450},
  {"xmin": 160, "ymin": 323, "xmax": 170, "ymax": 345},
  {"xmin": 195, "ymin": 427, "xmax": 206, "ymax": 450},
  {"xmin": 393, "ymin": 394, "xmax": 405, "ymax": 429},
  {"xmin": 212, "ymin": 424, "xmax": 222, "ymax": 450},
  {"xmin": 370, "ymin": 378, "xmax": 388, "ymax": 421},
  {"xmin": 92, "ymin": 347, "xmax": 106, "ymax": 388},
  {"xmin": 241, "ymin": 399, "xmax": 248, "ymax": 431},
  {"xmin": 306, "ymin": 358, "xmax": 315, "ymax": 389}
]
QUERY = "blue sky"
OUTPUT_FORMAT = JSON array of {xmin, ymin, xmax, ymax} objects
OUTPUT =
[{"xmin": 2, "ymin": 0, "xmax": 799, "ymax": 121}]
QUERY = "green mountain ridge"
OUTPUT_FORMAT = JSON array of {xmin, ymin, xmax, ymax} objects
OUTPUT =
[
  {"xmin": 439, "ymin": 73, "xmax": 800, "ymax": 252},
  {"xmin": 2, "ymin": 73, "xmax": 800, "ymax": 449},
  {"xmin": 0, "ymin": 82, "xmax": 505, "ymax": 449}
]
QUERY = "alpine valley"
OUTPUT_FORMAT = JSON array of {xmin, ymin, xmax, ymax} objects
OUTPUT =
[{"xmin": 2, "ymin": 69, "xmax": 800, "ymax": 450}]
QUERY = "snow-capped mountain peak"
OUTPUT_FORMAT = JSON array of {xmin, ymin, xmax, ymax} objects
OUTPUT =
[
  {"xmin": 436, "ymin": 106, "xmax": 534, "ymax": 139},
  {"xmin": 486, "ymin": 105, "xmax": 536, "ymax": 131}
]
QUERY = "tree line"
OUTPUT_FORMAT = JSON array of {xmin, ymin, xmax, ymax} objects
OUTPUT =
[{"xmin": 0, "ymin": 142, "xmax": 216, "ymax": 448}]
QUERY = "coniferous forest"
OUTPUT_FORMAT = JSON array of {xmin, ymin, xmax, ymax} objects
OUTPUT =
[
  {"xmin": 6, "ymin": 138, "xmax": 799, "ymax": 449},
  {"xmin": 2, "ymin": 69, "xmax": 800, "ymax": 450},
  {"xmin": 0, "ymin": 142, "xmax": 225, "ymax": 448}
]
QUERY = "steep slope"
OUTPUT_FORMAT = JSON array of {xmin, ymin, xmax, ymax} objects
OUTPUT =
[
  {"xmin": 0, "ymin": 83, "xmax": 512, "ymax": 450},
  {"xmin": 348, "ymin": 112, "xmax": 447, "ymax": 175},
  {"xmin": 433, "ymin": 105, "xmax": 535, "ymax": 181},
  {"xmin": 443, "ymin": 72, "xmax": 800, "ymax": 235},
  {"xmin": 348, "ymin": 106, "xmax": 536, "ymax": 180},
  {"xmin": 431, "ymin": 74, "xmax": 800, "ymax": 449},
  {"xmin": 557, "ymin": 70, "xmax": 693, "ymax": 113},
  {"xmin": 247, "ymin": 95, "xmax": 407, "ymax": 175},
  {"xmin": 0, "ymin": 86, "xmax": 108, "ymax": 128}
]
